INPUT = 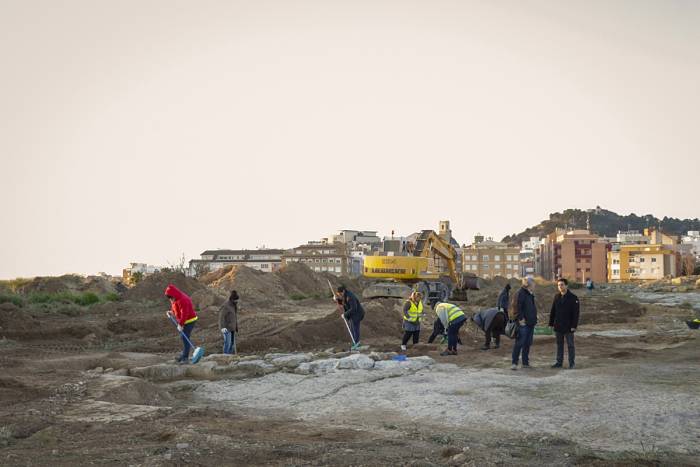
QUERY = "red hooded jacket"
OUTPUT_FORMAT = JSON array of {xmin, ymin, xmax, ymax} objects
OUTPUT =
[{"xmin": 165, "ymin": 284, "xmax": 197, "ymax": 326}]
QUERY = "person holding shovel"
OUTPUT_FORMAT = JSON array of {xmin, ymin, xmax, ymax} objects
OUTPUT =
[
  {"xmin": 164, "ymin": 284, "xmax": 198, "ymax": 363},
  {"xmin": 401, "ymin": 291, "xmax": 424, "ymax": 351},
  {"xmin": 335, "ymin": 285, "xmax": 364, "ymax": 350},
  {"xmin": 219, "ymin": 290, "xmax": 239, "ymax": 355}
]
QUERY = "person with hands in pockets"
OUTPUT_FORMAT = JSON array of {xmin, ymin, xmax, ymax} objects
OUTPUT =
[{"xmin": 219, "ymin": 290, "xmax": 239, "ymax": 355}]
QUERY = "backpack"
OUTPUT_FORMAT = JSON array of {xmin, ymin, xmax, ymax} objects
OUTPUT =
[{"xmin": 504, "ymin": 319, "xmax": 519, "ymax": 339}]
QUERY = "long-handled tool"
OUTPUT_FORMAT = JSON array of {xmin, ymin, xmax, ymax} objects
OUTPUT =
[
  {"xmin": 328, "ymin": 280, "xmax": 356, "ymax": 347},
  {"xmin": 168, "ymin": 315, "xmax": 204, "ymax": 364}
]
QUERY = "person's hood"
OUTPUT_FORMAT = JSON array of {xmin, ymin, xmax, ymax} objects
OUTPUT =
[
  {"xmin": 504, "ymin": 284, "xmax": 511, "ymax": 291},
  {"xmin": 164, "ymin": 284, "xmax": 186, "ymax": 300}
]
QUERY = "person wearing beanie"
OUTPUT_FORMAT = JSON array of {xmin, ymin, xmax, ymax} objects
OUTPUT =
[{"xmin": 219, "ymin": 290, "xmax": 239, "ymax": 354}]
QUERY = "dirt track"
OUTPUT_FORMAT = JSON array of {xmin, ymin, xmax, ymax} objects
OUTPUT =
[{"xmin": 1, "ymin": 270, "xmax": 699, "ymax": 465}]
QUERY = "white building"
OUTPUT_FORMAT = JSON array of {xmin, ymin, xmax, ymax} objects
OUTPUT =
[
  {"xmin": 616, "ymin": 230, "xmax": 650, "ymax": 244},
  {"xmin": 682, "ymin": 231, "xmax": 700, "ymax": 259},
  {"xmin": 189, "ymin": 249, "xmax": 284, "ymax": 275}
]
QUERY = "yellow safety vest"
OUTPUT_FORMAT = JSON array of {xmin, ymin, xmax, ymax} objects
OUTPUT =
[
  {"xmin": 445, "ymin": 304, "xmax": 465, "ymax": 323},
  {"xmin": 403, "ymin": 300, "xmax": 423, "ymax": 323}
]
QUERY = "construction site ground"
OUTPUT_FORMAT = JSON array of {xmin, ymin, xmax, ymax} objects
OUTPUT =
[{"xmin": 1, "ymin": 267, "xmax": 699, "ymax": 466}]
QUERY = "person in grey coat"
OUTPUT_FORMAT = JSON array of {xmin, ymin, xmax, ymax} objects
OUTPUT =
[
  {"xmin": 219, "ymin": 290, "xmax": 239, "ymax": 354},
  {"xmin": 472, "ymin": 307, "xmax": 507, "ymax": 350}
]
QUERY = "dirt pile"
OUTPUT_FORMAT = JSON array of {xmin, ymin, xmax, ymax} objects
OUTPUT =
[
  {"xmin": 243, "ymin": 299, "xmax": 404, "ymax": 351},
  {"xmin": 208, "ymin": 266, "xmax": 287, "ymax": 305},
  {"xmin": 123, "ymin": 272, "xmax": 205, "ymax": 303},
  {"xmin": 13, "ymin": 275, "xmax": 118, "ymax": 295},
  {"xmin": 277, "ymin": 263, "xmax": 333, "ymax": 297}
]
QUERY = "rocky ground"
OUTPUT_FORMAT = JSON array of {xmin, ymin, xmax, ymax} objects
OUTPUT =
[{"xmin": 1, "ymin": 268, "xmax": 699, "ymax": 466}]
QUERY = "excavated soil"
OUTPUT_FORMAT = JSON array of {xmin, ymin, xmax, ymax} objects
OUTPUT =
[{"xmin": 1, "ymin": 269, "xmax": 699, "ymax": 465}]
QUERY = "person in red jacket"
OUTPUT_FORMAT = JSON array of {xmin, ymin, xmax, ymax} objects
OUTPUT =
[{"xmin": 164, "ymin": 284, "xmax": 198, "ymax": 363}]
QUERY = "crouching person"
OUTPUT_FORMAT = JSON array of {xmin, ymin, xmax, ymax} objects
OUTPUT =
[
  {"xmin": 472, "ymin": 307, "xmax": 507, "ymax": 350},
  {"xmin": 219, "ymin": 290, "xmax": 239, "ymax": 354},
  {"xmin": 434, "ymin": 302, "xmax": 467, "ymax": 356}
]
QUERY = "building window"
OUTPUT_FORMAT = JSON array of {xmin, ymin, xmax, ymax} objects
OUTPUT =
[
  {"xmin": 261, "ymin": 264, "xmax": 269, "ymax": 269},
  {"xmin": 651, "ymin": 258, "xmax": 657, "ymax": 263},
  {"xmin": 482, "ymin": 264, "xmax": 489, "ymax": 270},
  {"xmin": 482, "ymin": 255, "xmax": 489, "ymax": 261},
  {"xmin": 494, "ymin": 255, "xmax": 500, "ymax": 261},
  {"xmin": 639, "ymin": 257, "xmax": 645, "ymax": 263},
  {"xmin": 495, "ymin": 264, "xmax": 501, "ymax": 269}
]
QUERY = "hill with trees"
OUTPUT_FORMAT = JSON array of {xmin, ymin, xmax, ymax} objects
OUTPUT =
[{"xmin": 502, "ymin": 207, "xmax": 700, "ymax": 244}]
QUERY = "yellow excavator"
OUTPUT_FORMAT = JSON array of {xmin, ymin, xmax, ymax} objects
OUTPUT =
[{"xmin": 362, "ymin": 229, "xmax": 479, "ymax": 305}]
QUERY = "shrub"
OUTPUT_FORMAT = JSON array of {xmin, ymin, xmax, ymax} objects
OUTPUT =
[
  {"xmin": 0, "ymin": 294, "xmax": 23, "ymax": 307},
  {"xmin": 74, "ymin": 292, "xmax": 100, "ymax": 306},
  {"xmin": 104, "ymin": 292, "xmax": 119, "ymax": 302},
  {"xmin": 289, "ymin": 293, "xmax": 307, "ymax": 300}
]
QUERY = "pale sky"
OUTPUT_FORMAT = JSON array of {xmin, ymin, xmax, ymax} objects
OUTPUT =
[{"xmin": 1, "ymin": 0, "xmax": 698, "ymax": 279}]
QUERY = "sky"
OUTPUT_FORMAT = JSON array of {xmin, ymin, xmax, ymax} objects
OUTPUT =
[{"xmin": 1, "ymin": 0, "xmax": 699, "ymax": 279}]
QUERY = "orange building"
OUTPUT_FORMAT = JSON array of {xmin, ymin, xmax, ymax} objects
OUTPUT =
[{"xmin": 538, "ymin": 229, "xmax": 608, "ymax": 283}]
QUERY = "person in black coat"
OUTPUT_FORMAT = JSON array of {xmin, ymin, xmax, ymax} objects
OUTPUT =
[
  {"xmin": 549, "ymin": 278, "xmax": 580, "ymax": 369},
  {"xmin": 511, "ymin": 277, "xmax": 538, "ymax": 370},
  {"xmin": 336, "ymin": 285, "xmax": 365, "ymax": 350},
  {"xmin": 497, "ymin": 283, "xmax": 511, "ymax": 313}
]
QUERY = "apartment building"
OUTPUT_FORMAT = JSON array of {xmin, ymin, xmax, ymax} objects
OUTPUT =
[
  {"xmin": 538, "ymin": 229, "xmax": 608, "ymax": 283},
  {"xmin": 122, "ymin": 262, "xmax": 161, "ymax": 284},
  {"xmin": 281, "ymin": 242, "xmax": 350, "ymax": 276},
  {"xmin": 681, "ymin": 231, "xmax": 700, "ymax": 260},
  {"xmin": 608, "ymin": 244, "xmax": 678, "ymax": 282},
  {"xmin": 461, "ymin": 236, "xmax": 521, "ymax": 279},
  {"xmin": 188, "ymin": 249, "xmax": 284, "ymax": 275}
]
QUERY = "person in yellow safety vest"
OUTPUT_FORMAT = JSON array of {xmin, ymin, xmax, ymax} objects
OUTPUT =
[
  {"xmin": 434, "ymin": 301, "xmax": 467, "ymax": 356},
  {"xmin": 401, "ymin": 291, "xmax": 424, "ymax": 351}
]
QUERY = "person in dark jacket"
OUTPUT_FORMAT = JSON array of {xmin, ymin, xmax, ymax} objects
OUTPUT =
[
  {"xmin": 219, "ymin": 290, "xmax": 239, "ymax": 355},
  {"xmin": 549, "ymin": 278, "xmax": 580, "ymax": 369},
  {"xmin": 472, "ymin": 307, "xmax": 507, "ymax": 350},
  {"xmin": 511, "ymin": 277, "xmax": 537, "ymax": 370},
  {"xmin": 497, "ymin": 283, "xmax": 511, "ymax": 313},
  {"xmin": 336, "ymin": 285, "xmax": 365, "ymax": 350},
  {"xmin": 164, "ymin": 284, "xmax": 198, "ymax": 363}
]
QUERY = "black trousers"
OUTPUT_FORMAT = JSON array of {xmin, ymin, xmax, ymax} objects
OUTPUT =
[
  {"xmin": 402, "ymin": 330, "xmax": 420, "ymax": 345},
  {"xmin": 485, "ymin": 313, "xmax": 506, "ymax": 347},
  {"xmin": 428, "ymin": 319, "xmax": 462, "ymax": 344},
  {"xmin": 555, "ymin": 331, "xmax": 575, "ymax": 365}
]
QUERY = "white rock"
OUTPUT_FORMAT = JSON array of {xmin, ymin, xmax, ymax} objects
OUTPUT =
[
  {"xmin": 176, "ymin": 443, "xmax": 189, "ymax": 449},
  {"xmin": 296, "ymin": 358, "xmax": 340, "ymax": 375},
  {"xmin": 337, "ymin": 354, "xmax": 375, "ymax": 370},
  {"xmin": 271, "ymin": 353, "xmax": 313, "ymax": 369},
  {"xmin": 373, "ymin": 360, "xmax": 403, "ymax": 371},
  {"xmin": 404, "ymin": 356, "xmax": 435, "ymax": 370}
]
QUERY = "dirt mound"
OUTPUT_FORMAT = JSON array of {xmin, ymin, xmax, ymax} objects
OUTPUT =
[
  {"xmin": 208, "ymin": 266, "xmax": 287, "ymax": 305},
  {"xmin": 123, "ymin": 272, "xmax": 205, "ymax": 302},
  {"xmin": 243, "ymin": 299, "xmax": 404, "ymax": 351},
  {"xmin": 199, "ymin": 266, "xmax": 235, "ymax": 286},
  {"xmin": 277, "ymin": 263, "xmax": 334, "ymax": 297},
  {"xmin": 8, "ymin": 275, "xmax": 119, "ymax": 296}
]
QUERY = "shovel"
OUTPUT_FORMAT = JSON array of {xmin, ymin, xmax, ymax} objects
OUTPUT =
[
  {"xmin": 168, "ymin": 315, "xmax": 204, "ymax": 364},
  {"xmin": 328, "ymin": 280, "xmax": 356, "ymax": 347}
]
